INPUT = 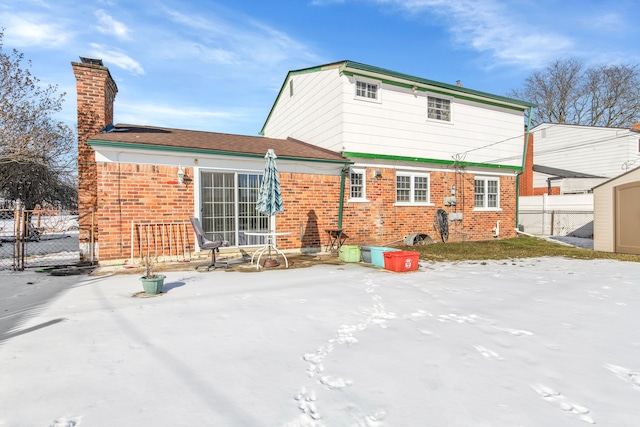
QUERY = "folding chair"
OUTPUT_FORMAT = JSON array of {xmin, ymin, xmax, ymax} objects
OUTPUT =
[{"xmin": 189, "ymin": 216, "xmax": 230, "ymax": 271}]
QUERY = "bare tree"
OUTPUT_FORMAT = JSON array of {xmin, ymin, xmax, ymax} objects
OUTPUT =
[
  {"xmin": 510, "ymin": 58, "xmax": 640, "ymax": 128},
  {"xmin": 0, "ymin": 30, "xmax": 77, "ymax": 209}
]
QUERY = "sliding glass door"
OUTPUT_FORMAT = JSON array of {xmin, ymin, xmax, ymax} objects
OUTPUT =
[{"xmin": 200, "ymin": 171, "xmax": 268, "ymax": 246}]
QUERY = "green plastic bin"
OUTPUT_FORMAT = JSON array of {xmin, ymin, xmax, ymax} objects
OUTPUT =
[{"xmin": 339, "ymin": 245, "xmax": 361, "ymax": 262}]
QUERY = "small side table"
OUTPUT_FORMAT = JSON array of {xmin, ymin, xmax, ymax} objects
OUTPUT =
[{"xmin": 325, "ymin": 228, "xmax": 346, "ymax": 252}]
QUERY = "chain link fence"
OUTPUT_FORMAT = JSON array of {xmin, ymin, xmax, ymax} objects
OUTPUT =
[
  {"xmin": 518, "ymin": 210, "xmax": 594, "ymax": 238},
  {"xmin": 0, "ymin": 208, "xmax": 84, "ymax": 271}
]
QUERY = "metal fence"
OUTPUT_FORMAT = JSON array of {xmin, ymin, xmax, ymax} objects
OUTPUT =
[
  {"xmin": 0, "ymin": 208, "xmax": 83, "ymax": 271},
  {"xmin": 518, "ymin": 210, "xmax": 594, "ymax": 238}
]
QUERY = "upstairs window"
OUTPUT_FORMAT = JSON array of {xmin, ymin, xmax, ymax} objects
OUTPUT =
[
  {"xmin": 355, "ymin": 80, "xmax": 379, "ymax": 101},
  {"xmin": 474, "ymin": 177, "xmax": 500, "ymax": 209},
  {"xmin": 427, "ymin": 95, "xmax": 451, "ymax": 122}
]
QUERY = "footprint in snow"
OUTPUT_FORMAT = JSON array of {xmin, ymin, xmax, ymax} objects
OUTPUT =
[
  {"xmin": 604, "ymin": 364, "xmax": 640, "ymax": 390},
  {"xmin": 292, "ymin": 387, "xmax": 323, "ymax": 423},
  {"xmin": 531, "ymin": 384, "xmax": 594, "ymax": 424},
  {"xmin": 474, "ymin": 345, "xmax": 503, "ymax": 360},
  {"xmin": 49, "ymin": 417, "xmax": 81, "ymax": 427}
]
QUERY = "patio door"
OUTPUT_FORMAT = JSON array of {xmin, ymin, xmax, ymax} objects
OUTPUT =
[{"xmin": 200, "ymin": 171, "xmax": 268, "ymax": 247}]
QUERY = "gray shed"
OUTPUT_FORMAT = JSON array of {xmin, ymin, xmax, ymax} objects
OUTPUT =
[{"xmin": 593, "ymin": 166, "xmax": 640, "ymax": 254}]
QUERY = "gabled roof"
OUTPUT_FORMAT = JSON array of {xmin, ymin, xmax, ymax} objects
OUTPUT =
[
  {"xmin": 88, "ymin": 124, "xmax": 348, "ymax": 164},
  {"xmin": 533, "ymin": 164, "xmax": 604, "ymax": 179},
  {"xmin": 261, "ymin": 60, "xmax": 536, "ymax": 134}
]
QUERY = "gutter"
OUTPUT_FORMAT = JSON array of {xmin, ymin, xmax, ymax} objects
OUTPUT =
[{"xmin": 338, "ymin": 165, "xmax": 348, "ymax": 229}]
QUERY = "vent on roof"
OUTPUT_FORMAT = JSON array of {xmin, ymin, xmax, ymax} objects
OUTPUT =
[{"xmin": 79, "ymin": 57, "xmax": 104, "ymax": 66}]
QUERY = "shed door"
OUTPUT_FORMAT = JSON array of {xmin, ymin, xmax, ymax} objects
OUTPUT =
[{"xmin": 615, "ymin": 182, "xmax": 640, "ymax": 254}]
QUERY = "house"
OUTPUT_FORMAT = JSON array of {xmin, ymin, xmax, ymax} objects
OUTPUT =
[
  {"xmin": 520, "ymin": 123, "xmax": 640, "ymax": 196},
  {"xmin": 262, "ymin": 61, "xmax": 535, "ymax": 244},
  {"xmin": 73, "ymin": 58, "xmax": 535, "ymax": 264},
  {"xmin": 593, "ymin": 165, "xmax": 640, "ymax": 254},
  {"xmin": 73, "ymin": 57, "xmax": 349, "ymax": 263}
]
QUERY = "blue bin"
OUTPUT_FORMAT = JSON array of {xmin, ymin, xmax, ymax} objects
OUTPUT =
[{"xmin": 369, "ymin": 246, "xmax": 400, "ymax": 267}]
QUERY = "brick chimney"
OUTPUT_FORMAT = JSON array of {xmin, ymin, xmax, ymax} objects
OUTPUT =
[
  {"xmin": 519, "ymin": 132, "xmax": 534, "ymax": 196},
  {"xmin": 71, "ymin": 57, "xmax": 118, "ymax": 260}
]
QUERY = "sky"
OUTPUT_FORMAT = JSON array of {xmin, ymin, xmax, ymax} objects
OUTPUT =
[
  {"xmin": 2, "ymin": 254, "xmax": 640, "ymax": 426},
  {"xmin": 1, "ymin": 0, "xmax": 639, "ymax": 136}
]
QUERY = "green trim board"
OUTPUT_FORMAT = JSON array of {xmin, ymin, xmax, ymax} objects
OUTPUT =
[
  {"xmin": 88, "ymin": 140, "xmax": 353, "ymax": 166},
  {"xmin": 342, "ymin": 151, "xmax": 523, "ymax": 171}
]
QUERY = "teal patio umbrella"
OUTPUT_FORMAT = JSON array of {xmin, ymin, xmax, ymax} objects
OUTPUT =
[{"xmin": 256, "ymin": 149, "xmax": 284, "ymax": 266}]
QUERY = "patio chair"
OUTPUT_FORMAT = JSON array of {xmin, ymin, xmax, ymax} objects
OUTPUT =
[{"xmin": 189, "ymin": 216, "xmax": 230, "ymax": 271}]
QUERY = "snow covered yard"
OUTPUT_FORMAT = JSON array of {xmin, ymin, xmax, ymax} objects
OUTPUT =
[{"xmin": 1, "ymin": 257, "xmax": 639, "ymax": 426}]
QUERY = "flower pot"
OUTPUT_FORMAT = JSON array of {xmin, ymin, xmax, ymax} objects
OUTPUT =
[{"xmin": 140, "ymin": 275, "xmax": 166, "ymax": 295}]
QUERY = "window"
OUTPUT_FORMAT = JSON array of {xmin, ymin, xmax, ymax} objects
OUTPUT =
[
  {"xmin": 349, "ymin": 168, "xmax": 367, "ymax": 201},
  {"xmin": 427, "ymin": 95, "xmax": 451, "ymax": 121},
  {"xmin": 474, "ymin": 177, "xmax": 500, "ymax": 209},
  {"xmin": 396, "ymin": 172, "xmax": 431, "ymax": 204},
  {"xmin": 356, "ymin": 80, "xmax": 379, "ymax": 100}
]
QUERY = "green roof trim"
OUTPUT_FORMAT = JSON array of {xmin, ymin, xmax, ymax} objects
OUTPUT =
[
  {"xmin": 260, "ymin": 60, "xmax": 535, "ymax": 134},
  {"xmin": 88, "ymin": 140, "xmax": 352, "ymax": 166},
  {"xmin": 342, "ymin": 151, "xmax": 522, "ymax": 171}
]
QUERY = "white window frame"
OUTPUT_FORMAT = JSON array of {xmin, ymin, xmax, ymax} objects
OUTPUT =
[
  {"xmin": 354, "ymin": 77, "xmax": 381, "ymax": 103},
  {"xmin": 394, "ymin": 171, "xmax": 432, "ymax": 206},
  {"xmin": 473, "ymin": 176, "xmax": 501, "ymax": 211},
  {"xmin": 426, "ymin": 94, "xmax": 453, "ymax": 123},
  {"xmin": 348, "ymin": 168, "xmax": 369, "ymax": 202}
]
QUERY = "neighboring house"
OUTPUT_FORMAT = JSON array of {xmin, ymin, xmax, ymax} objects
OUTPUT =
[
  {"xmin": 593, "ymin": 165, "xmax": 640, "ymax": 255},
  {"xmin": 520, "ymin": 123, "xmax": 640, "ymax": 196},
  {"xmin": 73, "ymin": 58, "xmax": 349, "ymax": 263},
  {"xmin": 262, "ymin": 61, "xmax": 535, "ymax": 244},
  {"xmin": 73, "ymin": 58, "xmax": 535, "ymax": 264}
]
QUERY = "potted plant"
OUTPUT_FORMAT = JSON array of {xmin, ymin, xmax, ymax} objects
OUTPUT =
[{"xmin": 139, "ymin": 257, "xmax": 166, "ymax": 295}]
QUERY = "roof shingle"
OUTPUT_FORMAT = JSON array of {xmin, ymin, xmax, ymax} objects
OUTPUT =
[{"xmin": 89, "ymin": 124, "xmax": 347, "ymax": 163}]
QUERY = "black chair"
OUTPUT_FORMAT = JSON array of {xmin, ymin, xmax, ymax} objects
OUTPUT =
[{"xmin": 189, "ymin": 216, "xmax": 230, "ymax": 271}]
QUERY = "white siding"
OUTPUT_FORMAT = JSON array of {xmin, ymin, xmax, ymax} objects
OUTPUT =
[
  {"xmin": 593, "ymin": 166, "xmax": 640, "ymax": 252},
  {"xmin": 263, "ymin": 68, "xmax": 344, "ymax": 152},
  {"xmin": 264, "ymin": 68, "xmax": 528, "ymax": 168},
  {"xmin": 532, "ymin": 124, "xmax": 640, "ymax": 178},
  {"xmin": 340, "ymin": 75, "xmax": 526, "ymax": 167}
]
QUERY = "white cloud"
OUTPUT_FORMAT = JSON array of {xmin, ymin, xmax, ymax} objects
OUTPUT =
[
  {"xmin": 88, "ymin": 44, "xmax": 145, "ymax": 75},
  {"xmin": 94, "ymin": 9, "xmax": 130, "ymax": 40},
  {"xmin": 367, "ymin": 0, "xmax": 575, "ymax": 69},
  {"xmin": 160, "ymin": 6, "xmax": 321, "ymax": 69},
  {"xmin": 0, "ymin": 13, "xmax": 72, "ymax": 48}
]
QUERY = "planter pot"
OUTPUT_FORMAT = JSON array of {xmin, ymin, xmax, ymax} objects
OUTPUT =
[{"xmin": 140, "ymin": 275, "xmax": 166, "ymax": 295}]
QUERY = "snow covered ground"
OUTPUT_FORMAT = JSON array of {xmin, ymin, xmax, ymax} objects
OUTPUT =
[{"xmin": 1, "ymin": 255, "xmax": 639, "ymax": 426}]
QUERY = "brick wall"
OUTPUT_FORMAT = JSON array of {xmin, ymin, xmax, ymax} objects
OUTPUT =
[
  {"xmin": 93, "ymin": 162, "xmax": 517, "ymax": 262},
  {"xmin": 96, "ymin": 163, "xmax": 195, "ymax": 261},
  {"xmin": 339, "ymin": 168, "xmax": 517, "ymax": 245}
]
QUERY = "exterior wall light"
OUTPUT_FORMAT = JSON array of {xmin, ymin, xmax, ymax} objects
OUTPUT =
[{"xmin": 177, "ymin": 166, "xmax": 185, "ymax": 185}]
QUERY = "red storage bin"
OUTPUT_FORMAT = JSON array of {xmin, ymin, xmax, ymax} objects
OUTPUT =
[{"xmin": 383, "ymin": 251, "xmax": 420, "ymax": 272}]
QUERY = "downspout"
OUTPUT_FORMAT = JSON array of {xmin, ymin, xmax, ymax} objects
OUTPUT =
[
  {"xmin": 516, "ymin": 107, "xmax": 534, "ymax": 230},
  {"xmin": 338, "ymin": 165, "xmax": 348, "ymax": 229}
]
